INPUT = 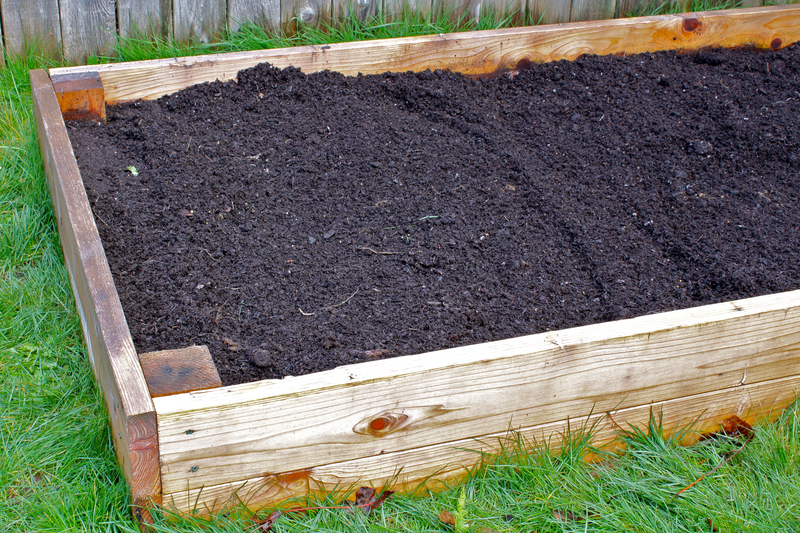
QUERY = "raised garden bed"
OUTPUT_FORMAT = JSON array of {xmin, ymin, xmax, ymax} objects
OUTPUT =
[{"xmin": 31, "ymin": 5, "xmax": 800, "ymax": 525}]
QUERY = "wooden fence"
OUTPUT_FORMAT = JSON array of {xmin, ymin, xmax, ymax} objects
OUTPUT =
[{"xmin": 0, "ymin": 0, "xmax": 792, "ymax": 66}]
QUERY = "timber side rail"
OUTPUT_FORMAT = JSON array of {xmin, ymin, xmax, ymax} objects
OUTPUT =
[{"xmin": 31, "ymin": 5, "xmax": 800, "ymax": 527}]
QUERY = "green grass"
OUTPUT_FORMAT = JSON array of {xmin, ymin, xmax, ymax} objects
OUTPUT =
[{"xmin": 2, "ymin": 5, "xmax": 800, "ymax": 532}]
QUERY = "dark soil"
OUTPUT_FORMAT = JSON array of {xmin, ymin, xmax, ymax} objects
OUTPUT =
[{"xmin": 68, "ymin": 44, "xmax": 800, "ymax": 386}]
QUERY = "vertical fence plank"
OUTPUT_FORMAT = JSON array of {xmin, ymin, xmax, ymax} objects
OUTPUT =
[
  {"xmin": 229, "ymin": 0, "xmax": 281, "ymax": 34},
  {"xmin": 59, "ymin": 0, "xmax": 116, "ymax": 64},
  {"xmin": 118, "ymin": 0, "xmax": 172, "ymax": 38},
  {"xmin": 383, "ymin": 0, "xmax": 432, "ymax": 20},
  {"xmin": 569, "ymin": 0, "xmax": 615, "ymax": 22},
  {"xmin": 333, "ymin": 0, "xmax": 379, "ymax": 26},
  {"xmin": 1, "ymin": 0, "xmax": 62, "ymax": 57},
  {"xmin": 281, "ymin": 0, "xmax": 332, "ymax": 34},
  {"xmin": 174, "ymin": 0, "xmax": 226, "ymax": 42},
  {"xmin": 528, "ymin": 0, "xmax": 570, "ymax": 24}
]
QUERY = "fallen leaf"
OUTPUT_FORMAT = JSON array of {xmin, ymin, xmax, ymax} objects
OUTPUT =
[
  {"xmin": 223, "ymin": 338, "xmax": 244, "ymax": 351},
  {"xmin": 351, "ymin": 487, "xmax": 394, "ymax": 515},
  {"xmin": 700, "ymin": 415, "xmax": 753, "ymax": 441},
  {"xmin": 365, "ymin": 348, "xmax": 391, "ymax": 359},
  {"xmin": 254, "ymin": 510, "xmax": 281, "ymax": 532},
  {"xmin": 439, "ymin": 509, "xmax": 457, "ymax": 527},
  {"xmin": 706, "ymin": 517, "xmax": 719, "ymax": 532},
  {"xmin": 480, "ymin": 528, "xmax": 500, "ymax": 533}
]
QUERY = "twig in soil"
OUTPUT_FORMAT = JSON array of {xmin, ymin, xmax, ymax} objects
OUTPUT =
[
  {"xmin": 298, "ymin": 287, "xmax": 361, "ymax": 316},
  {"xmin": 357, "ymin": 246, "xmax": 401, "ymax": 255},
  {"xmin": 201, "ymin": 248, "xmax": 219, "ymax": 261}
]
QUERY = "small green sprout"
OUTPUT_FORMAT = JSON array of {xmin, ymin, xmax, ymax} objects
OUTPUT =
[{"xmin": 126, "ymin": 165, "xmax": 139, "ymax": 176}]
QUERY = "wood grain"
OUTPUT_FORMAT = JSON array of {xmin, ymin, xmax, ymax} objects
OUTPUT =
[
  {"xmin": 48, "ymin": 6, "xmax": 800, "ymax": 104},
  {"xmin": 569, "ymin": 0, "xmax": 616, "ymax": 22},
  {"xmin": 155, "ymin": 289, "xmax": 800, "ymax": 494},
  {"xmin": 173, "ymin": 0, "xmax": 226, "ymax": 42},
  {"xmin": 333, "ymin": 0, "xmax": 378, "ymax": 25},
  {"xmin": 228, "ymin": 0, "xmax": 281, "ymax": 34},
  {"xmin": 59, "ymin": 0, "xmax": 116, "ymax": 64},
  {"xmin": 162, "ymin": 372, "xmax": 800, "ymax": 514},
  {"xmin": 281, "ymin": 0, "xmax": 332, "ymax": 34},
  {"xmin": 528, "ymin": 0, "xmax": 570, "ymax": 24},
  {"xmin": 139, "ymin": 345, "xmax": 222, "ymax": 397},
  {"xmin": 30, "ymin": 69, "xmax": 160, "ymax": 524},
  {"xmin": 117, "ymin": 0, "xmax": 171, "ymax": 38},
  {"xmin": 383, "ymin": 0, "xmax": 432, "ymax": 20},
  {"xmin": 1, "ymin": 0, "xmax": 62, "ymax": 57}
]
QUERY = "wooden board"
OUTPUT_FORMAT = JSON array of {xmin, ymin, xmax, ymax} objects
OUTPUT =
[
  {"xmin": 1, "ymin": 0, "xmax": 62, "ymax": 58},
  {"xmin": 228, "ymin": 0, "xmax": 281, "ymax": 34},
  {"xmin": 49, "ymin": 6, "xmax": 800, "ymax": 105},
  {"xmin": 570, "ymin": 0, "xmax": 617, "ymax": 22},
  {"xmin": 281, "ymin": 0, "xmax": 332, "ymax": 34},
  {"xmin": 155, "ymin": 290, "xmax": 800, "ymax": 500},
  {"xmin": 117, "ymin": 0, "xmax": 172, "ymax": 38},
  {"xmin": 173, "ymin": 0, "xmax": 226, "ymax": 43},
  {"xmin": 29, "ymin": 69, "xmax": 160, "ymax": 526},
  {"xmin": 59, "ymin": 0, "xmax": 116, "ymax": 64},
  {"xmin": 139, "ymin": 345, "xmax": 222, "ymax": 398},
  {"xmin": 528, "ymin": 0, "xmax": 570, "ymax": 24},
  {"xmin": 162, "ymin": 372, "xmax": 800, "ymax": 514},
  {"xmin": 383, "ymin": 0, "xmax": 432, "ymax": 20}
]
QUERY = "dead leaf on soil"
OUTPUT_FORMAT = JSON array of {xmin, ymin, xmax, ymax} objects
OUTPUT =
[
  {"xmin": 223, "ymin": 337, "xmax": 244, "ymax": 351},
  {"xmin": 553, "ymin": 509, "xmax": 585, "ymax": 522}
]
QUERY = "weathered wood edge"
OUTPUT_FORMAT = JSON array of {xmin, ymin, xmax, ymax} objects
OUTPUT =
[
  {"xmin": 163, "ymin": 372, "xmax": 800, "ymax": 514},
  {"xmin": 139, "ymin": 345, "xmax": 222, "ymax": 398},
  {"xmin": 29, "ymin": 69, "xmax": 160, "ymax": 525},
  {"xmin": 154, "ymin": 290, "xmax": 800, "ymax": 495},
  {"xmin": 47, "ymin": 5, "xmax": 800, "ymax": 104}
]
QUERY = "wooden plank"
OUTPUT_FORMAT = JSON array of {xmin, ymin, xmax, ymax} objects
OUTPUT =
[
  {"xmin": 48, "ymin": 5, "xmax": 800, "ymax": 104},
  {"xmin": 52, "ymin": 71, "xmax": 106, "ymax": 122},
  {"xmin": 383, "ymin": 0, "xmax": 433, "ymax": 20},
  {"xmin": 29, "ymin": 69, "xmax": 160, "ymax": 525},
  {"xmin": 333, "ymin": 0, "xmax": 379, "ymax": 25},
  {"xmin": 0, "ymin": 0, "xmax": 62, "ymax": 58},
  {"xmin": 59, "ymin": 0, "xmax": 116, "ymax": 64},
  {"xmin": 281, "ymin": 0, "xmax": 332, "ymax": 34},
  {"xmin": 155, "ymin": 289, "xmax": 800, "ymax": 495},
  {"xmin": 117, "ymin": 0, "xmax": 172, "ymax": 39},
  {"xmin": 173, "ymin": 0, "xmax": 226, "ymax": 43},
  {"xmin": 570, "ymin": 0, "xmax": 616, "ymax": 22},
  {"xmin": 162, "ymin": 372, "xmax": 800, "ymax": 514},
  {"xmin": 528, "ymin": 0, "xmax": 571, "ymax": 24},
  {"xmin": 228, "ymin": 0, "xmax": 281, "ymax": 35},
  {"xmin": 139, "ymin": 345, "xmax": 222, "ymax": 398}
]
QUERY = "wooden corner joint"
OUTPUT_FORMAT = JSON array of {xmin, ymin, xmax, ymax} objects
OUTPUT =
[{"xmin": 51, "ymin": 71, "xmax": 107, "ymax": 122}]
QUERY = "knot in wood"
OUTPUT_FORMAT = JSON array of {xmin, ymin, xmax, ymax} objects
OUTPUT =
[
  {"xmin": 299, "ymin": 5, "xmax": 316, "ymax": 23},
  {"xmin": 354, "ymin": 412, "xmax": 409, "ymax": 437},
  {"xmin": 771, "ymin": 38, "xmax": 783, "ymax": 50},
  {"xmin": 682, "ymin": 18, "xmax": 701, "ymax": 33}
]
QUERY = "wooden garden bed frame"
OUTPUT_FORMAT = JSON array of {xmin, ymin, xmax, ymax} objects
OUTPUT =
[{"xmin": 31, "ymin": 5, "xmax": 800, "ymax": 526}]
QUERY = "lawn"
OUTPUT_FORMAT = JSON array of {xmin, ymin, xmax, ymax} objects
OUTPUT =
[{"xmin": 2, "ymin": 5, "xmax": 800, "ymax": 532}]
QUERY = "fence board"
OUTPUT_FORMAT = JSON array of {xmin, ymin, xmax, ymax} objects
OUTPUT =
[
  {"xmin": 228, "ymin": 0, "xmax": 281, "ymax": 34},
  {"xmin": 281, "ymin": 0, "xmax": 333, "ymax": 34},
  {"xmin": 333, "ymin": 0, "xmax": 379, "ymax": 25},
  {"xmin": 1, "ymin": 0, "xmax": 62, "ymax": 57},
  {"xmin": 173, "ymin": 0, "xmax": 226, "ymax": 42},
  {"xmin": 570, "ymin": 0, "xmax": 616, "ymax": 22},
  {"xmin": 383, "ymin": 0, "xmax": 433, "ymax": 19},
  {"xmin": 117, "ymin": 0, "xmax": 171, "ymax": 38},
  {"xmin": 528, "ymin": 0, "xmax": 570, "ymax": 24},
  {"xmin": 59, "ymin": 0, "xmax": 116, "ymax": 64}
]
